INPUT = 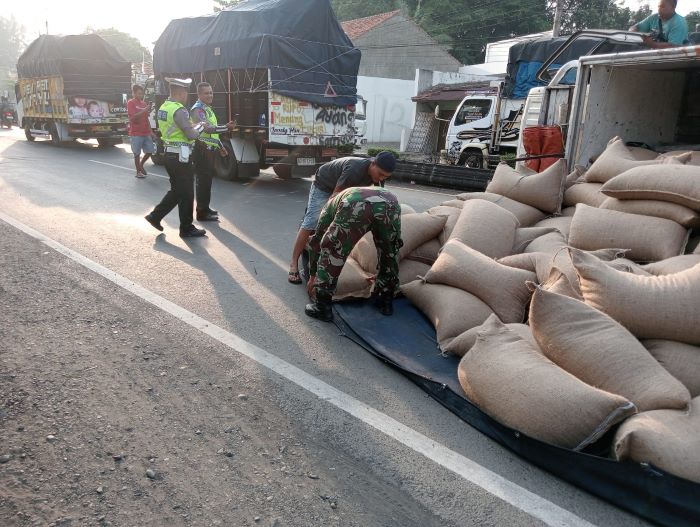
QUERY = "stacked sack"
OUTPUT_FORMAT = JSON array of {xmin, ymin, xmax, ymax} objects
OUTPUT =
[{"xmin": 397, "ymin": 137, "xmax": 700, "ymax": 483}]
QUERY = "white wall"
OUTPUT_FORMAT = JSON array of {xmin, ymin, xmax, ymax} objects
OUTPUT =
[{"xmin": 356, "ymin": 75, "xmax": 415, "ymax": 144}]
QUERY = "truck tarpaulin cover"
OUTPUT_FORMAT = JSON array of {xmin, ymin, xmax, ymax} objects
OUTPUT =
[
  {"xmin": 504, "ymin": 35, "xmax": 639, "ymax": 98},
  {"xmin": 153, "ymin": 0, "xmax": 361, "ymax": 106},
  {"xmin": 16, "ymin": 34, "xmax": 132, "ymax": 102}
]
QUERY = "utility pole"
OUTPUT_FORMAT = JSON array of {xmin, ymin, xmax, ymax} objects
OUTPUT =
[{"xmin": 552, "ymin": 0, "xmax": 564, "ymax": 37}]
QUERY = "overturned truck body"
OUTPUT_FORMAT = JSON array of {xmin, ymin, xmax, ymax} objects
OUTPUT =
[{"xmin": 153, "ymin": 0, "xmax": 361, "ymax": 179}]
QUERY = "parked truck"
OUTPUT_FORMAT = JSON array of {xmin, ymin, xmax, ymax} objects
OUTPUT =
[
  {"xmin": 15, "ymin": 34, "xmax": 131, "ymax": 146},
  {"xmin": 442, "ymin": 32, "xmax": 642, "ymax": 169},
  {"xmin": 151, "ymin": 0, "xmax": 361, "ymax": 180},
  {"xmin": 515, "ymin": 30, "xmax": 699, "ymax": 169}
]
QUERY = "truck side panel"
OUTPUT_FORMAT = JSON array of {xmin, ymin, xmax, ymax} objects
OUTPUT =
[{"xmin": 19, "ymin": 76, "xmax": 68, "ymax": 120}]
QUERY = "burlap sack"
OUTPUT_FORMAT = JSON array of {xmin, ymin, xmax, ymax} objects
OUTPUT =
[
  {"xmin": 401, "ymin": 281, "xmax": 493, "ymax": 346},
  {"xmin": 584, "ymin": 137, "xmax": 688, "ymax": 184},
  {"xmin": 530, "ymin": 286, "xmax": 690, "ymax": 411},
  {"xmin": 443, "ymin": 320, "xmax": 537, "ymax": 357},
  {"xmin": 606, "ymin": 257, "xmax": 651, "ymax": 276},
  {"xmin": 561, "ymin": 206, "xmax": 576, "ymax": 217},
  {"xmin": 440, "ymin": 199, "xmax": 464, "ymax": 209},
  {"xmin": 406, "ymin": 238, "xmax": 441, "ymax": 264},
  {"xmin": 600, "ymin": 197, "xmax": 700, "ymax": 228},
  {"xmin": 485, "ymin": 159, "xmax": 567, "ymax": 214},
  {"xmin": 533, "ymin": 216, "xmax": 573, "ymax": 240},
  {"xmin": 600, "ymin": 164, "xmax": 700, "ymax": 212},
  {"xmin": 449, "ymin": 199, "xmax": 519, "ymax": 259},
  {"xmin": 659, "ymin": 150, "xmax": 700, "ymax": 166},
  {"xmin": 524, "ymin": 231, "xmax": 568, "ymax": 254},
  {"xmin": 563, "ymin": 182, "xmax": 606, "ymax": 208},
  {"xmin": 541, "ymin": 268, "xmax": 582, "ymax": 300},
  {"xmin": 642, "ymin": 255, "xmax": 700, "ymax": 275},
  {"xmin": 569, "ymin": 204, "xmax": 689, "ymax": 262},
  {"xmin": 459, "ymin": 315, "xmax": 636, "ymax": 450},
  {"xmin": 426, "ymin": 205, "xmax": 461, "ymax": 245},
  {"xmin": 456, "ymin": 192, "xmax": 546, "ymax": 226},
  {"xmin": 628, "ymin": 146, "xmax": 659, "ymax": 161},
  {"xmin": 612, "ymin": 396, "xmax": 700, "ymax": 483},
  {"xmin": 511, "ymin": 227, "xmax": 558, "ymax": 254},
  {"xmin": 497, "ymin": 252, "xmax": 539, "ymax": 273},
  {"xmin": 400, "ymin": 204, "xmax": 417, "ymax": 215},
  {"xmin": 333, "ymin": 257, "xmax": 374, "ymax": 301},
  {"xmin": 564, "ymin": 165, "xmax": 586, "ymax": 190},
  {"xmin": 398, "ymin": 259, "xmax": 431, "ymax": 286},
  {"xmin": 643, "ymin": 340, "xmax": 700, "ymax": 397},
  {"xmin": 694, "ymin": 238, "xmax": 700, "ymax": 255},
  {"xmin": 571, "ymin": 248, "xmax": 700, "ymax": 345},
  {"xmin": 350, "ymin": 212, "xmax": 447, "ymax": 273},
  {"xmin": 424, "ymin": 239, "xmax": 536, "ymax": 323}
]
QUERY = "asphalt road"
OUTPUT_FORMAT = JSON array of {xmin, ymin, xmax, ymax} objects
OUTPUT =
[{"xmin": 0, "ymin": 128, "xmax": 648, "ymax": 526}]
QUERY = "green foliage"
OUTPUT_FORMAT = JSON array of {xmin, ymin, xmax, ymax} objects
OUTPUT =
[
  {"xmin": 0, "ymin": 16, "xmax": 25, "ymax": 97},
  {"xmin": 367, "ymin": 146, "xmax": 400, "ymax": 158},
  {"xmin": 336, "ymin": 143, "xmax": 356, "ymax": 154},
  {"xmin": 331, "ymin": 0, "xmax": 400, "ymax": 20},
  {"xmin": 85, "ymin": 27, "xmax": 152, "ymax": 71},
  {"xmin": 558, "ymin": 1, "xmax": 652, "ymax": 34}
]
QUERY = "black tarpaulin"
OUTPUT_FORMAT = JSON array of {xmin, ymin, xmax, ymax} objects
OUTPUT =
[
  {"xmin": 152, "ymin": 0, "xmax": 360, "ymax": 106},
  {"xmin": 16, "ymin": 34, "xmax": 132, "ymax": 102},
  {"xmin": 333, "ymin": 298, "xmax": 700, "ymax": 527}
]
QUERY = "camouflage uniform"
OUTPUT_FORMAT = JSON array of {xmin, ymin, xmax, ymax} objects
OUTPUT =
[{"xmin": 308, "ymin": 187, "xmax": 402, "ymax": 298}]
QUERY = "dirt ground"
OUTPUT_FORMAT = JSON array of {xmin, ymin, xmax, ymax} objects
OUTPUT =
[{"xmin": 0, "ymin": 225, "xmax": 449, "ymax": 526}]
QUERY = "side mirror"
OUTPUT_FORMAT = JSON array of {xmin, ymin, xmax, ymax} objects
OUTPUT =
[{"xmin": 434, "ymin": 104, "xmax": 440, "ymax": 119}]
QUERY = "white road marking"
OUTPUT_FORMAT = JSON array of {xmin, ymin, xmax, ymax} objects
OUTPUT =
[
  {"xmin": 0, "ymin": 210, "xmax": 597, "ymax": 527},
  {"xmin": 89, "ymin": 160, "xmax": 169, "ymax": 179}
]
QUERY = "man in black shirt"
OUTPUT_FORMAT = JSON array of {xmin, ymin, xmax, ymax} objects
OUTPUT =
[{"xmin": 287, "ymin": 152, "xmax": 396, "ymax": 284}]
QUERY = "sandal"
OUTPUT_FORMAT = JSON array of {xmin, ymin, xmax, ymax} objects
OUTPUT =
[{"xmin": 288, "ymin": 270, "xmax": 302, "ymax": 284}]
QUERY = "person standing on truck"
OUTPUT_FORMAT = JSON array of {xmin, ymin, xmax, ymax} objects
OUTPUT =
[
  {"xmin": 630, "ymin": 0, "xmax": 689, "ymax": 48},
  {"xmin": 287, "ymin": 152, "xmax": 396, "ymax": 284},
  {"xmin": 190, "ymin": 82, "xmax": 236, "ymax": 222},
  {"xmin": 304, "ymin": 187, "xmax": 402, "ymax": 321},
  {"xmin": 145, "ymin": 77, "xmax": 207, "ymax": 238},
  {"xmin": 127, "ymin": 85, "xmax": 155, "ymax": 178}
]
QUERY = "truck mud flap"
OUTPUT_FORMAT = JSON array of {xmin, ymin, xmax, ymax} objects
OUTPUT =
[{"xmin": 333, "ymin": 298, "xmax": 700, "ymax": 527}]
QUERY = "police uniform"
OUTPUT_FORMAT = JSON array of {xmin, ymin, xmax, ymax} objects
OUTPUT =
[
  {"xmin": 145, "ymin": 78, "xmax": 205, "ymax": 237},
  {"xmin": 306, "ymin": 187, "xmax": 402, "ymax": 320},
  {"xmin": 190, "ymin": 99, "xmax": 229, "ymax": 220}
]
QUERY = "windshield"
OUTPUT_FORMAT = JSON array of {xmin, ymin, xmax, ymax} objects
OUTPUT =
[{"xmin": 454, "ymin": 99, "xmax": 491, "ymax": 126}]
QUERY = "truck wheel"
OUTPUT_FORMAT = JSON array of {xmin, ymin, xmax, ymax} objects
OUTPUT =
[
  {"xmin": 97, "ymin": 138, "xmax": 120, "ymax": 147},
  {"xmin": 272, "ymin": 164, "xmax": 292, "ymax": 179},
  {"xmin": 24, "ymin": 123, "xmax": 35, "ymax": 142},
  {"xmin": 462, "ymin": 151, "xmax": 484, "ymax": 169}
]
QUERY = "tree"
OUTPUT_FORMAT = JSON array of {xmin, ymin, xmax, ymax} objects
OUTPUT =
[
  {"xmin": 84, "ymin": 28, "xmax": 153, "ymax": 74},
  {"xmin": 330, "ymin": 0, "xmax": 400, "ymax": 20},
  {"xmin": 687, "ymin": 11, "xmax": 700, "ymax": 34},
  {"xmin": 0, "ymin": 16, "xmax": 26, "ymax": 97},
  {"xmin": 557, "ymin": 0, "xmax": 651, "ymax": 34}
]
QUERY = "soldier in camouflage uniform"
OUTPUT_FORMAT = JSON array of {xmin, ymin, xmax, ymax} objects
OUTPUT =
[{"xmin": 305, "ymin": 187, "xmax": 402, "ymax": 322}]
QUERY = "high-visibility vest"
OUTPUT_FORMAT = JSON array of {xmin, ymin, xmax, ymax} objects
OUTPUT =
[
  {"xmin": 157, "ymin": 99, "xmax": 194, "ymax": 147},
  {"xmin": 192, "ymin": 101, "xmax": 220, "ymax": 149}
]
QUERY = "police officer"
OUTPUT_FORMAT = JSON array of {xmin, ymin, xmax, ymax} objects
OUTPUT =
[
  {"xmin": 305, "ymin": 187, "xmax": 402, "ymax": 322},
  {"xmin": 190, "ymin": 82, "xmax": 236, "ymax": 222},
  {"xmin": 145, "ymin": 78, "xmax": 207, "ymax": 238}
]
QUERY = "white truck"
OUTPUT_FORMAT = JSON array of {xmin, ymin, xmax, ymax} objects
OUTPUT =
[{"xmin": 516, "ymin": 30, "xmax": 700, "ymax": 168}]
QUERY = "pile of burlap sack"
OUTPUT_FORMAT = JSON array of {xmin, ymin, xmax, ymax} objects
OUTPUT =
[{"xmin": 338, "ymin": 136, "xmax": 700, "ymax": 483}]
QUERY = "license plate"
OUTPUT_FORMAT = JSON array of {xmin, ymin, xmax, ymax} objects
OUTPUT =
[{"xmin": 297, "ymin": 157, "xmax": 316, "ymax": 166}]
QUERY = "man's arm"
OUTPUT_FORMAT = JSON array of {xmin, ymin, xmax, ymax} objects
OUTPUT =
[
  {"xmin": 128, "ymin": 100, "xmax": 151, "ymax": 123},
  {"xmin": 173, "ymin": 108, "xmax": 201, "ymax": 141}
]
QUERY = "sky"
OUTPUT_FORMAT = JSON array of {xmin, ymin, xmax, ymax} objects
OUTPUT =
[{"xmin": 7, "ymin": 0, "xmax": 700, "ymax": 52}]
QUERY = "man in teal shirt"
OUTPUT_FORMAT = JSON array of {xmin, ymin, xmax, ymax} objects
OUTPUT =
[{"xmin": 630, "ymin": 0, "xmax": 689, "ymax": 48}]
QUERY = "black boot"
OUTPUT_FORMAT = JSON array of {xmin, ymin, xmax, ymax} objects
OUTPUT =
[
  {"xmin": 373, "ymin": 291, "xmax": 394, "ymax": 316},
  {"xmin": 305, "ymin": 291, "xmax": 333, "ymax": 322}
]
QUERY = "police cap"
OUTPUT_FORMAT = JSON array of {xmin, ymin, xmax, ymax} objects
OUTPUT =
[{"xmin": 164, "ymin": 77, "xmax": 192, "ymax": 88}]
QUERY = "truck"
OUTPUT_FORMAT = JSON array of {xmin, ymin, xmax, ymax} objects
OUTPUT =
[
  {"xmin": 442, "ymin": 32, "xmax": 642, "ymax": 169},
  {"xmin": 15, "ymin": 34, "xmax": 131, "ymax": 146},
  {"xmin": 515, "ymin": 30, "xmax": 699, "ymax": 170},
  {"xmin": 151, "ymin": 0, "xmax": 362, "ymax": 180}
]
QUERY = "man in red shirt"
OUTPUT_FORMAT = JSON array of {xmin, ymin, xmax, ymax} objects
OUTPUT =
[{"xmin": 127, "ymin": 85, "xmax": 155, "ymax": 178}]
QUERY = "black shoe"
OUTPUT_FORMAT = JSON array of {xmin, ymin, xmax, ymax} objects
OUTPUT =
[
  {"xmin": 145, "ymin": 214, "xmax": 163, "ymax": 232},
  {"xmin": 180, "ymin": 225, "xmax": 206, "ymax": 238},
  {"xmin": 305, "ymin": 302, "xmax": 333, "ymax": 322},
  {"xmin": 373, "ymin": 292, "xmax": 394, "ymax": 316},
  {"xmin": 196, "ymin": 211, "xmax": 219, "ymax": 222}
]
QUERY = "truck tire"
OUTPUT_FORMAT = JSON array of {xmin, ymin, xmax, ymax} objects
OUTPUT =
[
  {"xmin": 97, "ymin": 138, "xmax": 120, "ymax": 147},
  {"xmin": 49, "ymin": 123, "xmax": 61, "ymax": 146},
  {"xmin": 24, "ymin": 123, "xmax": 35, "ymax": 142},
  {"xmin": 272, "ymin": 164, "xmax": 292, "ymax": 179},
  {"xmin": 462, "ymin": 150, "xmax": 484, "ymax": 169}
]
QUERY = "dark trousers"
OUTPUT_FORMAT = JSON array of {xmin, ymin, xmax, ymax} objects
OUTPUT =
[
  {"xmin": 151, "ymin": 154, "xmax": 195, "ymax": 230},
  {"xmin": 193, "ymin": 145, "xmax": 216, "ymax": 214}
]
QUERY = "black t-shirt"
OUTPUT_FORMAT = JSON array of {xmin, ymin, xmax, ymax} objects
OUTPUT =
[{"xmin": 313, "ymin": 157, "xmax": 372, "ymax": 193}]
